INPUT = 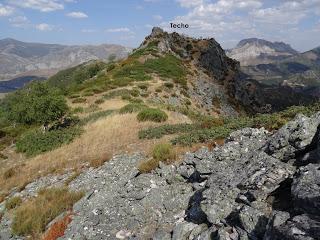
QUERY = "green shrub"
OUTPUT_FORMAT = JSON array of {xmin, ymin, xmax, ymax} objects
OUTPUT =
[
  {"xmin": 1, "ymin": 82, "xmax": 68, "ymax": 125},
  {"xmin": 152, "ymin": 143, "xmax": 176, "ymax": 163},
  {"xmin": 139, "ymin": 123, "xmax": 198, "ymax": 139},
  {"xmin": 103, "ymin": 89, "xmax": 132, "ymax": 100},
  {"xmin": 144, "ymin": 55, "xmax": 187, "ymax": 87},
  {"xmin": 137, "ymin": 108, "xmax": 168, "ymax": 122},
  {"xmin": 48, "ymin": 61, "xmax": 106, "ymax": 91},
  {"xmin": 16, "ymin": 127, "xmax": 82, "ymax": 157},
  {"xmin": 12, "ymin": 188, "xmax": 83, "ymax": 237},
  {"xmin": 5, "ymin": 196, "xmax": 22, "ymax": 210},
  {"xmin": 119, "ymin": 103, "xmax": 147, "ymax": 114}
]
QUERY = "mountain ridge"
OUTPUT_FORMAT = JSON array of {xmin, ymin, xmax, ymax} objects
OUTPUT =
[
  {"xmin": 227, "ymin": 38, "xmax": 299, "ymax": 66},
  {"xmin": 0, "ymin": 38, "xmax": 131, "ymax": 81}
]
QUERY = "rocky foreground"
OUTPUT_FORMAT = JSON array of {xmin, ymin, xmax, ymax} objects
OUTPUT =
[{"xmin": 1, "ymin": 112, "xmax": 320, "ymax": 240}]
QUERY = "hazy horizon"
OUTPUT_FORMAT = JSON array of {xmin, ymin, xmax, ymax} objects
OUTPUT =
[{"xmin": 0, "ymin": 0, "xmax": 320, "ymax": 51}]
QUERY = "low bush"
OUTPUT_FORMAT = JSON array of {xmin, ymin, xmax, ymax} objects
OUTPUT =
[
  {"xmin": 119, "ymin": 103, "xmax": 147, "ymax": 114},
  {"xmin": 152, "ymin": 143, "xmax": 176, "ymax": 163},
  {"xmin": 11, "ymin": 188, "xmax": 84, "ymax": 237},
  {"xmin": 138, "ymin": 143, "xmax": 176, "ymax": 173},
  {"xmin": 137, "ymin": 108, "xmax": 168, "ymax": 122},
  {"xmin": 16, "ymin": 127, "xmax": 82, "ymax": 157},
  {"xmin": 139, "ymin": 123, "xmax": 198, "ymax": 139},
  {"xmin": 5, "ymin": 196, "xmax": 22, "ymax": 210}
]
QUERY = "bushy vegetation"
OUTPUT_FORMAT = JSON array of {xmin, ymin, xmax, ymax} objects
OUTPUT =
[
  {"xmin": 16, "ymin": 127, "xmax": 82, "ymax": 157},
  {"xmin": 137, "ymin": 108, "xmax": 168, "ymax": 122},
  {"xmin": 119, "ymin": 103, "xmax": 147, "ymax": 114},
  {"xmin": 11, "ymin": 188, "xmax": 83, "ymax": 237},
  {"xmin": 1, "ymin": 82, "xmax": 68, "ymax": 125},
  {"xmin": 48, "ymin": 61, "xmax": 106, "ymax": 92},
  {"xmin": 152, "ymin": 143, "xmax": 176, "ymax": 163},
  {"xmin": 138, "ymin": 142, "xmax": 176, "ymax": 173},
  {"xmin": 144, "ymin": 54, "xmax": 187, "ymax": 87},
  {"xmin": 139, "ymin": 123, "xmax": 198, "ymax": 139},
  {"xmin": 130, "ymin": 41, "xmax": 160, "ymax": 58},
  {"xmin": 139, "ymin": 104, "xmax": 320, "ymax": 146}
]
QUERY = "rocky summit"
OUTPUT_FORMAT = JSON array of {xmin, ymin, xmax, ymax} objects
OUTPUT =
[{"xmin": 1, "ymin": 111, "xmax": 320, "ymax": 240}]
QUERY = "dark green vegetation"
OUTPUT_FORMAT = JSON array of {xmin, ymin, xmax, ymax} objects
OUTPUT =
[
  {"xmin": 16, "ymin": 127, "xmax": 82, "ymax": 157},
  {"xmin": 48, "ymin": 61, "xmax": 106, "ymax": 93},
  {"xmin": 140, "ymin": 104, "xmax": 320, "ymax": 146},
  {"xmin": 1, "ymin": 82, "xmax": 68, "ymax": 125},
  {"xmin": 137, "ymin": 108, "xmax": 168, "ymax": 122},
  {"xmin": 11, "ymin": 188, "xmax": 83, "ymax": 237},
  {"xmin": 0, "ymin": 82, "xmax": 73, "ymax": 154},
  {"xmin": 119, "ymin": 103, "xmax": 147, "ymax": 114}
]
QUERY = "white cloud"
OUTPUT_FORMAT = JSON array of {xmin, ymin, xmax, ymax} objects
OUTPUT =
[
  {"xmin": 0, "ymin": 4, "xmax": 14, "ymax": 16},
  {"xmin": 66, "ymin": 11, "xmax": 88, "ymax": 18},
  {"xmin": 153, "ymin": 15, "xmax": 163, "ymax": 21},
  {"xmin": 36, "ymin": 23, "xmax": 54, "ymax": 31},
  {"xmin": 106, "ymin": 27, "xmax": 131, "ymax": 33},
  {"xmin": 166, "ymin": 0, "xmax": 320, "ymax": 50},
  {"xmin": 9, "ymin": 16, "xmax": 29, "ymax": 27},
  {"xmin": 9, "ymin": 0, "xmax": 64, "ymax": 12}
]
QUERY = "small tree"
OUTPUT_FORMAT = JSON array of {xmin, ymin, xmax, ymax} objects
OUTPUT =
[{"xmin": 2, "ymin": 82, "xmax": 68, "ymax": 125}]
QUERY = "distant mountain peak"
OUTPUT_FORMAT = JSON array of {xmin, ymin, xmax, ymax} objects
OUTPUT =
[{"xmin": 227, "ymin": 38, "xmax": 298, "ymax": 66}]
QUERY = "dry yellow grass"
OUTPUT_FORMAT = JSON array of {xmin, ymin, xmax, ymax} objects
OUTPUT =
[{"xmin": 0, "ymin": 111, "xmax": 190, "ymax": 194}]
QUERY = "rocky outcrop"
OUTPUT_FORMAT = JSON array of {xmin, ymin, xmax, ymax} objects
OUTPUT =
[
  {"xmin": 1, "ymin": 112, "xmax": 320, "ymax": 240},
  {"xmin": 140, "ymin": 28, "xmax": 269, "ymax": 114},
  {"xmin": 56, "ymin": 112, "xmax": 320, "ymax": 239}
]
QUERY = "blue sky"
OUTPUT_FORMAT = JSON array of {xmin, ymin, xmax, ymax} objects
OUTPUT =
[{"xmin": 0, "ymin": 0, "xmax": 319, "ymax": 51}]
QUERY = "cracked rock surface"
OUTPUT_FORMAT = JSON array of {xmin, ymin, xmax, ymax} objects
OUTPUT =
[{"xmin": 1, "ymin": 112, "xmax": 320, "ymax": 240}]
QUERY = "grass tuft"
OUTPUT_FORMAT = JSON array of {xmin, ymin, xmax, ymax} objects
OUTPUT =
[
  {"xmin": 5, "ymin": 196, "xmax": 22, "ymax": 210},
  {"xmin": 137, "ymin": 108, "xmax": 168, "ymax": 122},
  {"xmin": 12, "ymin": 188, "xmax": 84, "ymax": 237},
  {"xmin": 119, "ymin": 103, "xmax": 147, "ymax": 114}
]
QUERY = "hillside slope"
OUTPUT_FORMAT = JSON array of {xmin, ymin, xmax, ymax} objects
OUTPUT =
[
  {"xmin": 241, "ymin": 46, "xmax": 320, "ymax": 97},
  {"xmin": 0, "ymin": 28, "xmax": 320, "ymax": 240},
  {"xmin": 0, "ymin": 38, "xmax": 131, "ymax": 81}
]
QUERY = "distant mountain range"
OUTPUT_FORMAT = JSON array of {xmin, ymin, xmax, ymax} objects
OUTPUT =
[
  {"xmin": 226, "ymin": 38, "xmax": 298, "ymax": 66},
  {"xmin": 0, "ymin": 38, "xmax": 131, "ymax": 82},
  {"xmin": 227, "ymin": 38, "xmax": 320, "ymax": 97}
]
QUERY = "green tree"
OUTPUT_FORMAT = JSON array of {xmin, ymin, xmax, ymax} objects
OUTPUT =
[{"xmin": 2, "ymin": 82, "xmax": 68, "ymax": 125}]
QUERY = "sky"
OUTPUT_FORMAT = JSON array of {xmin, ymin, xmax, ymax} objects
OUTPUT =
[{"xmin": 0, "ymin": 0, "xmax": 319, "ymax": 51}]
